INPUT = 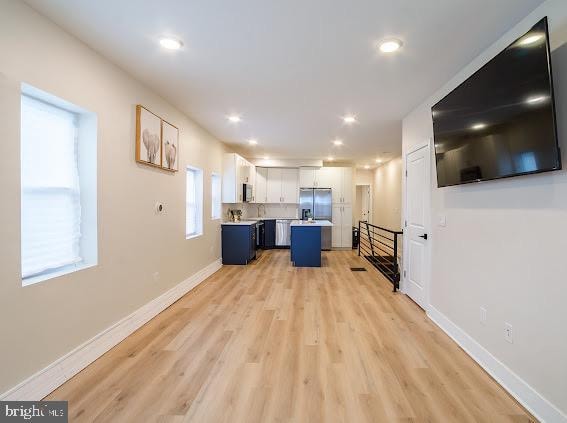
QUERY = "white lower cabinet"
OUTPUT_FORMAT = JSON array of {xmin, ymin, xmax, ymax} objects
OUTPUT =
[{"xmin": 332, "ymin": 204, "xmax": 352, "ymax": 248}]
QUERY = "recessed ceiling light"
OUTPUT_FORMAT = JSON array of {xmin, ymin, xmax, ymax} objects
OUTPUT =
[
  {"xmin": 263, "ymin": 156, "xmax": 269, "ymax": 160},
  {"xmin": 471, "ymin": 123, "xmax": 487, "ymax": 130},
  {"xmin": 364, "ymin": 165, "xmax": 370, "ymax": 169},
  {"xmin": 227, "ymin": 115, "xmax": 241, "ymax": 123},
  {"xmin": 375, "ymin": 158, "xmax": 382, "ymax": 163},
  {"xmin": 327, "ymin": 156, "xmax": 334, "ymax": 161},
  {"xmin": 159, "ymin": 37, "xmax": 183, "ymax": 50},
  {"xmin": 248, "ymin": 139, "xmax": 258, "ymax": 145},
  {"xmin": 343, "ymin": 115, "xmax": 357, "ymax": 124},
  {"xmin": 333, "ymin": 139, "xmax": 343, "ymax": 146},
  {"xmin": 378, "ymin": 38, "xmax": 403, "ymax": 53},
  {"xmin": 519, "ymin": 33, "xmax": 544, "ymax": 46},
  {"xmin": 526, "ymin": 95, "xmax": 547, "ymax": 104}
]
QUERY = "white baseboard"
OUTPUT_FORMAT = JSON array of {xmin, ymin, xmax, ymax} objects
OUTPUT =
[
  {"xmin": 0, "ymin": 259, "xmax": 222, "ymax": 401},
  {"xmin": 427, "ymin": 306, "xmax": 567, "ymax": 423}
]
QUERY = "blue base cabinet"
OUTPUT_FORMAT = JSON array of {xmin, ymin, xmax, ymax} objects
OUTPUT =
[
  {"xmin": 264, "ymin": 219, "xmax": 276, "ymax": 248},
  {"xmin": 222, "ymin": 224, "xmax": 256, "ymax": 265},
  {"xmin": 290, "ymin": 226, "xmax": 322, "ymax": 267}
]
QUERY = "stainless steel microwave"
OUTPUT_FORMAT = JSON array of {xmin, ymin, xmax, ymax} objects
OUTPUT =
[{"xmin": 243, "ymin": 183, "xmax": 253, "ymax": 202}]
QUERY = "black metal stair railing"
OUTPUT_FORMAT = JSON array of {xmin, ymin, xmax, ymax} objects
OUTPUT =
[{"xmin": 358, "ymin": 221, "xmax": 403, "ymax": 291}]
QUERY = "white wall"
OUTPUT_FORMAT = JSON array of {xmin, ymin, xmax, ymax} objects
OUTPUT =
[
  {"xmin": 402, "ymin": 0, "xmax": 567, "ymax": 418},
  {"xmin": 372, "ymin": 158, "xmax": 402, "ymax": 231},
  {"xmin": 0, "ymin": 1, "xmax": 226, "ymax": 394},
  {"xmin": 354, "ymin": 168, "xmax": 373, "ymax": 186}
]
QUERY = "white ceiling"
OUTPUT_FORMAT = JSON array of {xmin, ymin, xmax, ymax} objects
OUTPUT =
[{"xmin": 25, "ymin": 0, "xmax": 544, "ymax": 166}]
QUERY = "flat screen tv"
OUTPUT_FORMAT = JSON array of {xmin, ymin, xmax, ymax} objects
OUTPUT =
[{"xmin": 432, "ymin": 17, "xmax": 561, "ymax": 188}]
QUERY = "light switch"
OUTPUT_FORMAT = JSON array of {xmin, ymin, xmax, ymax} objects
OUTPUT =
[{"xmin": 437, "ymin": 213, "xmax": 446, "ymax": 227}]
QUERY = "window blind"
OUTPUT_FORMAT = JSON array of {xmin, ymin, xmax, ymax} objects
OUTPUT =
[{"xmin": 21, "ymin": 95, "xmax": 82, "ymax": 279}]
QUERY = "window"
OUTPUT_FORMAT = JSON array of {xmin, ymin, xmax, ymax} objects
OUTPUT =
[
  {"xmin": 186, "ymin": 166, "xmax": 203, "ymax": 238},
  {"xmin": 21, "ymin": 85, "xmax": 97, "ymax": 285},
  {"xmin": 211, "ymin": 172, "xmax": 221, "ymax": 220}
]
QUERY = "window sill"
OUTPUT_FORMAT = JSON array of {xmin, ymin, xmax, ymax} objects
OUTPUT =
[
  {"xmin": 22, "ymin": 261, "xmax": 97, "ymax": 287},
  {"xmin": 211, "ymin": 217, "xmax": 221, "ymax": 221},
  {"xmin": 186, "ymin": 233, "xmax": 203, "ymax": 240}
]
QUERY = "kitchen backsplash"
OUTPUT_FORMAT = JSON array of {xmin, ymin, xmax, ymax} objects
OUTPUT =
[{"xmin": 222, "ymin": 203, "xmax": 299, "ymax": 219}]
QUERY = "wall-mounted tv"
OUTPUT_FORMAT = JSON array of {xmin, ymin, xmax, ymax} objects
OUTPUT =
[{"xmin": 432, "ymin": 17, "xmax": 561, "ymax": 188}]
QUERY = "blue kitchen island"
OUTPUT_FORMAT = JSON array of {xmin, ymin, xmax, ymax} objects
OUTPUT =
[{"xmin": 290, "ymin": 220, "xmax": 333, "ymax": 267}]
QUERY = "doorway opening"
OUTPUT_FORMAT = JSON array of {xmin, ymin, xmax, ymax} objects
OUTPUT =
[{"xmin": 355, "ymin": 184, "xmax": 372, "ymax": 224}]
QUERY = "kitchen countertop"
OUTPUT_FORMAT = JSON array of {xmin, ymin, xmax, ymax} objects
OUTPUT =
[
  {"xmin": 290, "ymin": 220, "xmax": 333, "ymax": 227},
  {"xmin": 221, "ymin": 221, "xmax": 257, "ymax": 226},
  {"xmin": 248, "ymin": 217, "xmax": 297, "ymax": 221}
]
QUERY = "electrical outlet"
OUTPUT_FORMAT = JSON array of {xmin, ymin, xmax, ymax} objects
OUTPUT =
[
  {"xmin": 437, "ymin": 213, "xmax": 447, "ymax": 227},
  {"xmin": 153, "ymin": 271, "xmax": 160, "ymax": 282},
  {"xmin": 504, "ymin": 322, "xmax": 513, "ymax": 343},
  {"xmin": 480, "ymin": 307, "xmax": 487, "ymax": 325}
]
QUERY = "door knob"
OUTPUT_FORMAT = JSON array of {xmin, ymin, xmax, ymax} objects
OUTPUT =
[{"xmin": 419, "ymin": 233, "xmax": 428, "ymax": 240}]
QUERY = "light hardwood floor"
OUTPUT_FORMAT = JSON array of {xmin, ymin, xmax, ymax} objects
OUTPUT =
[{"xmin": 47, "ymin": 250, "xmax": 535, "ymax": 422}]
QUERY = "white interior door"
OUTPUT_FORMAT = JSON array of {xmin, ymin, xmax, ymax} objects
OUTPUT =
[
  {"xmin": 360, "ymin": 185, "xmax": 370, "ymax": 222},
  {"xmin": 405, "ymin": 143, "xmax": 430, "ymax": 310},
  {"xmin": 266, "ymin": 168, "xmax": 282, "ymax": 203}
]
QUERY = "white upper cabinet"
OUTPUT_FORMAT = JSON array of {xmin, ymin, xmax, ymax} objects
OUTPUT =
[
  {"xmin": 299, "ymin": 168, "xmax": 316, "ymax": 188},
  {"xmin": 266, "ymin": 167, "xmax": 298, "ymax": 203},
  {"xmin": 255, "ymin": 167, "xmax": 268, "ymax": 203},
  {"xmin": 341, "ymin": 167, "xmax": 353, "ymax": 204},
  {"xmin": 281, "ymin": 168, "xmax": 299, "ymax": 203},
  {"xmin": 222, "ymin": 153, "xmax": 255, "ymax": 203},
  {"xmin": 266, "ymin": 168, "xmax": 283, "ymax": 203},
  {"xmin": 314, "ymin": 167, "xmax": 352, "ymax": 204}
]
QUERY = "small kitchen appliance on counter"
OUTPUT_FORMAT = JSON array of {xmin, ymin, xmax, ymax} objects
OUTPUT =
[{"xmin": 228, "ymin": 209, "xmax": 243, "ymax": 222}]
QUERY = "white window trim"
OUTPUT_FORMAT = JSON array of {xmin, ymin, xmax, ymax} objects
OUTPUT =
[
  {"xmin": 21, "ymin": 83, "xmax": 98, "ymax": 286},
  {"xmin": 23, "ymin": 262, "xmax": 96, "ymax": 287},
  {"xmin": 186, "ymin": 165, "xmax": 204, "ymax": 239},
  {"xmin": 211, "ymin": 171, "xmax": 221, "ymax": 221}
]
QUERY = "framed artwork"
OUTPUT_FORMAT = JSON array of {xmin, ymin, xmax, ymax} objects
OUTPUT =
[
  {"xmin": 161, "ymin": 120, "xmax": 179, "ymax": 172},
  {"xmin": 136, "ymin": 105, "xmax": 162, "ymax": 167}
]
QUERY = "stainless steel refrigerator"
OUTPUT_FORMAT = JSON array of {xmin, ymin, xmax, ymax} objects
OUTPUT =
[{"xmin": 299, "ymin": 188, "xmax": 332, "ymax": 250}]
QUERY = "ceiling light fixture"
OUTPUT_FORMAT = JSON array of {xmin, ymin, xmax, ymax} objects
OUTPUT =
[
  {"xmin": 227, "ymin": 115, "xmax": 241, "ymax": 123},
  {"xmin": 343, "ymin": 115, "xmax": 357, "ymax": 124},
  {"xmin": 375, "ymin": 159, "xmax": 382, "ymax": 163},
  {"xmin": 364, "ymin": 165, "xmax": 370, "ymax": 169},
  {"xmin": 327, "ymin": 156, "xmax": 334, "ymax": 161},
  {"xmin": 333, "ymin": 139, "xmax": 343, "ymax": 146},
  {"xmin": 159, "ymin": 37, "xmax": 183, "ymax": 50},
  {"xmin": 378, "ymin": 38, "xmax": 403, "ymax": 53},
  {"xmin": 471, "ymin": 123, "xmax": 487, "ymax": 130},
  {"xmin": 518, "ymin": 33, "xmax": 544, "ymax": 46},
  {"xmin": 248, "ymin": 139, "xmax": 258, "ymax": 145},
  {"xmin": 526, "ymin": 95, "xmax": 547, "ymax": 104}
]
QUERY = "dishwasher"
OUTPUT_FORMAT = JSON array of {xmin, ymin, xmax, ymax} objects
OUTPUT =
[{"xmin": 275, "ymin": 219, "xmax": 291, "ymax": 247}]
